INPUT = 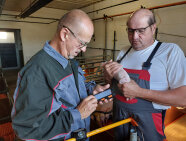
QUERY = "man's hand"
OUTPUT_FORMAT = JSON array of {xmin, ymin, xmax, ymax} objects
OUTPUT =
[
  {"xmin": 93, "ymin": 84, "xmax": 110, "ymax": 95},
  {"xmin": 77, "ymin": 95, "xmax": 98, "ymax": 119},
  {"xmin": 118, "ymin": 80, "xmax": 142, "ymax": 100},
  {"xmin": 102, "ymin": 60, "xmax": 122, "ymax": 84},
  {"xmin": 93, "ymin": 84, "xmax": 111, "ymax": 104}
]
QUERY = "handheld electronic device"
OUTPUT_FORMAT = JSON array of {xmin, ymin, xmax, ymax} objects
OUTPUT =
[{"xmin": 94, "ymin": 89, "xmax": 114, "ymax": 101}]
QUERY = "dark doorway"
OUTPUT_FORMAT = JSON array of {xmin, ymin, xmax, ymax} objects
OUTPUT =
[
  {"xmin": 0, "ymin": 29, "xmax": 24, "ymax": 70},
  {"xmin": 0, "ymin": 43, "xmax": 17, "ymax": 68}
]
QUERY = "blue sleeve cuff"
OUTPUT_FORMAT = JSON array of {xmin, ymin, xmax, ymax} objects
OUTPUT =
[
  {"xmin": 85, "ymin": 81, "xmax": 96, "ymax": 95},
  {"xmin": 70, "ymin": 109, "xmax": 82, "ymax": 123}
]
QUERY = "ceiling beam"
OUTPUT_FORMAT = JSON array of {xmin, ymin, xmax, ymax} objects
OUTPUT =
[
  {"xmin": 19, "ymin": 0, "xmax": 53, "ymax": 18},
  {"xmin": 0, "ymin": 0, "xmax": 6, "ymax": 15}
]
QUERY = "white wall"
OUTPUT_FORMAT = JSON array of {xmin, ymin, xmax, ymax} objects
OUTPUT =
[
  {"xmin": 0, "ymin": 0, "xmax": 185, "ymax": 64},
  {"xmin": 83, "ymin": 0, "xmax": 186, "ymax": 59},
  {"xmin": 0, "ymin": 8, "xmax": 68, "ymax": 63}
]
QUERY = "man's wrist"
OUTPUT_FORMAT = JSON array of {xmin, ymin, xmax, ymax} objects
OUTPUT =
[{"xmin": 138, "ymin": 88, "xmax": 150, "ymax": 99}]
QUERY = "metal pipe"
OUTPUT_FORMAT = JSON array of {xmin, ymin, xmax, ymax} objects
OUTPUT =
[
  {"xmin": 19, "ymin": 0, "xmax": 53, "ymax": 18},
  {"xmin": 158, "ymin": 32, "xmax": 186, "ymax": 38},
  {"xmin": 104, "ymin": 16, "xmax": 108, "ymax": 60},
  {"xmin": 87, "ymin": 47, "xmax": 120, "ymax": 51},
  {"xmin": 87, "ymin": 118, "xmax": 132, "ymax": 137},
  {"xmin": 113, "ymin": 30, "xmax": 116, "ymax": 60},
  {"xmin": 92, "ymin": 1, "xmax": 186, "ymax": 21},
  {"xmin": 0, "ymin": 19, "xmax": 50, "ymax": 24},
  {"xmin": 0, "ymin": 13, "xmax": 59, "ymax": 21},
  {"xmin": 87, "ymin": 0, "xmax": 138, "ymax": 14},
  {"xmin": 148, "ymin": 1, "xmax": 186, "ymax": 10},
  {"xmin": 0, "ymin": 13, "xmax": 17, "ymax": 17},
  {"xmin": 0, "ymin": 14, "xmax": 59, "ymax": 24},
  {"xmin": 27, "ymin": 16, "xmax": 59, "ymax": 21},
  {"xmin": 66, "ymin": 118, "xmax": 134, "ymax": 141},
  {"xmin": 79, "ymin": 0, "xmax": 107, "ymax": 9}
]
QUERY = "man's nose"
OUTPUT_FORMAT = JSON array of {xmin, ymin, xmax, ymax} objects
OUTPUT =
[
  {"xmin": 132, "ymin": 30, "xmax": 139, "ymax": 39},
  {"xmin": 81, "ymin": 46, "xmax": 87, "ymax": 52}
]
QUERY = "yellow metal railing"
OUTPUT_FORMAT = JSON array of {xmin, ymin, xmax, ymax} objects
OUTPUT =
[{"xmin": 66, "ymin": 117, "xmax": 138, "ymax": 141}]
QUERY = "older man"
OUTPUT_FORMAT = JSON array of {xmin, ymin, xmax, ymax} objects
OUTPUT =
[
  {"xmin": 11, "ymin": 9, "xmax": 109, "ymax": 141},
  {"xmin": 104, "ymin": 8, "xmax": 186, "ymax": 141}
]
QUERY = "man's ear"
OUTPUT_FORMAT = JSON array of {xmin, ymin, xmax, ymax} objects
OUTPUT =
[
  {"xmin": 152, "ymin": 23, "xmax": 157, "ymax": 35},
  {"xmin": 60, "ymin": 28, "xmax": 68, "ymax": 42}
]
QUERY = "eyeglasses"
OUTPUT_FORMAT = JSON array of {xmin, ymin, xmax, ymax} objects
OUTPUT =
[
  {"xmin": 63, "ymin": 25, "xmax": 89, "ymax": 48},
  {"xmin": 126, "ymin": 24, "xmax": 153, "ymax": 35}
]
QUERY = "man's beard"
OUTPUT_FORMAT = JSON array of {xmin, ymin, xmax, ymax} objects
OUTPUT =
[
  {"xmin": 69, "ymin": 50, "xmax": 81, "ymax": 59},
  {"xmin": 68, "ymin": 55, "xmax": 74, "ymax": 59},
  {"xmin": 67, "ymin": 51, "xmax": 75, "ymax": 59},
  {"xmin": 68, "ymin": 50, "xmax": 81, "ymax": 59}
]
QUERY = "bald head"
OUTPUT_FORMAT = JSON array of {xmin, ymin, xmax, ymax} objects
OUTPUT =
[
  {"xmin": 51, "ymin": 9, "xmax": 94, "ymax": 59},
  {"xmin": 126, "ymin": 9, "xmax": 157, "ymax": 50},
  {"xmin": 127, "ymin": 9, "xmax": 156, "ymax": 26},
  {"xmin": 57, "ymin": 9, "xmax": 93, "ymax": 36}
]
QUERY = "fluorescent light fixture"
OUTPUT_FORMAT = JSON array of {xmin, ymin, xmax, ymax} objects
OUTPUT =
[{"xmin": 0, "ymin": 32, "xmax": 7, "ymax": 39}]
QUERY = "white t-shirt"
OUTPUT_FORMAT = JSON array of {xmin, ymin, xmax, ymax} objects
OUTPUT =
[{"xmin": 117, "ymin": 40, "xmax": 186, "ymax": 109}]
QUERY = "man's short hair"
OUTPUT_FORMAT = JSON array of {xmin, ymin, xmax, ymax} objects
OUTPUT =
[
  {"xmin": 148, "ymin": 12, "xmax": 156, "ymax": 25},
  {"xmin": 57, "ymin": 12, "xmax": 68, "ymax": 33}
]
